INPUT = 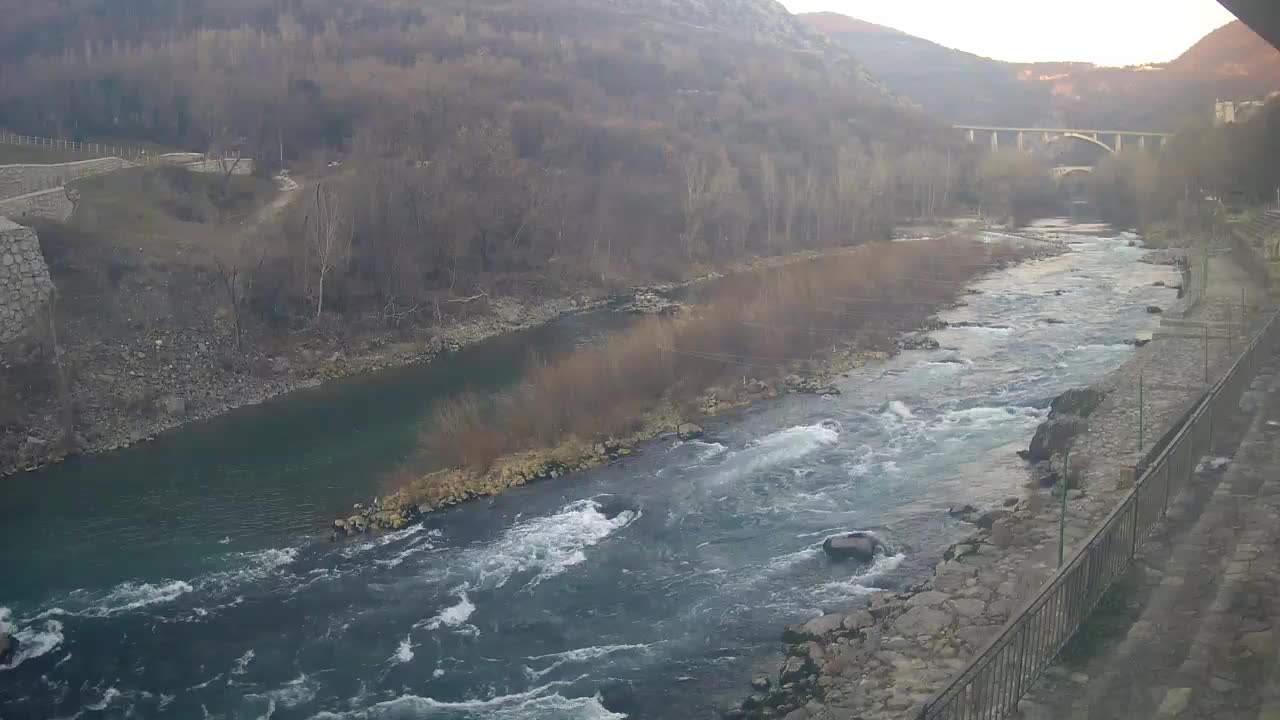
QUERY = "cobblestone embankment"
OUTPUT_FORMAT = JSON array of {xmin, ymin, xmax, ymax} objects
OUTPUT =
[{"xmin": 726, "ymin": 243, "xmax": 1269, "ymax": 720}]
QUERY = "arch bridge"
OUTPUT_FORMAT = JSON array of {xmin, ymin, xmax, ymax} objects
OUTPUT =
[
  {"xmin": 957, "ymin": 125, "xmax": 1173, "ymax": 183},
  {"xmin": 955, "ymin": 125, "xmax": 1173, "ymax": 155}
]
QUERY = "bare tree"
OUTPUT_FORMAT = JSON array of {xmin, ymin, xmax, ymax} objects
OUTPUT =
[
  {"xmin": 304, "ymin": 181, "xmax": 348, "ymax": 321},
  {"xmin": 759, "ymin": 152, "xmax": 778, "ymax": 253},
  {"xmin": 214, "ymin": 233, "xmax": 266, "ymax": 352},
  {"xmin": 782, "ymin": 172, "xmax": 800, "ymax": 251},
  {"xmin": 682, "ymin": 154, "xmax": 711, "ymax": 260}
]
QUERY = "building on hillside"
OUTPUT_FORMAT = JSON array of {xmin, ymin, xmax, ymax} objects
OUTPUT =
[{"xmin": 1216, "ymin": 92, "xmax": 1280, "ymax": 124}]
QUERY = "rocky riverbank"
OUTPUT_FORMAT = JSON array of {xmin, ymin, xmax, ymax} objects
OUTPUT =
[
  {"xmin": 721, "ymin": 239, "xmax": 1262, "ymax": 720},
  {"xmin": 1, "ymin": 293, "xmax": 601, "ymax": 477},
  {"xmin": 335, "ymin": 240, "xmax": 1063, "ymax": 537},
  {"xmin": 4, "ymin": 242, "xmax": 918, "ymax": 478}
]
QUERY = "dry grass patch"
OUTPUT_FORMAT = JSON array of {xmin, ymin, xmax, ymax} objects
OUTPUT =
[{"xmin": 414, "ymin": 236, "xmax": 1025, "ymax": 477}]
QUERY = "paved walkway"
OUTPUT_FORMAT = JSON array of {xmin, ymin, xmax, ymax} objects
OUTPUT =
[{"xmin": 1021, "ymin": 354, "xmax": 1280, "ymax": 719}]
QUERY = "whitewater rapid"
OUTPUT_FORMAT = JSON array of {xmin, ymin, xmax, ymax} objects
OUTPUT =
[{"xmin": 0, "ymin": 228, "xmax": 1182, "ymax": 719}]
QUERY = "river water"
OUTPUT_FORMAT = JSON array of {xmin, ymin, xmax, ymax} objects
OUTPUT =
[{"xmin": 1, "ymin": 224, "xmax": 1180, "ymax": 720}]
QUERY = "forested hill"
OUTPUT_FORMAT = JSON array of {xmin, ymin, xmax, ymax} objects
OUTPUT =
[
  {"xmin": 803, "ymin": 14, "xmax": 1280, "ymax": 131},
  {"xmin": 0, "ymin": 0, "xmax": 963, "ymax": 316},
  {"xmin": 799, "ymin": 11, "xmax": 1051, "ymax": 127}
]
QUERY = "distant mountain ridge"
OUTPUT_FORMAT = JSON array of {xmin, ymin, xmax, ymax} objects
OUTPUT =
[{"xmin": 801, "ymin": 14, "xmax": 1280, "ymax": 131}]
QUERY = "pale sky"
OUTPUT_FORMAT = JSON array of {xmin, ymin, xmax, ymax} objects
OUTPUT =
[{"xmin": 780, "ymin": 0, "xmax": 1239, "ymax": 66}]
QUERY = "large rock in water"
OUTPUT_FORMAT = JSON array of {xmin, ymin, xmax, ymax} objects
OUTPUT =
[
  {"xmin": 822, "ymin": 532, "xmax": 882, "ymax": 562},
  {"xmin": 0, "ymin": 632, "xmax": 17, "ymax": 666},
  {"xmin": 1049, "ymin": 388, "xmax": 1108, "ymax": 419},
  {"xmin": 1022, "ymin": 388, "xmax": 1109, "ymax": 464},
  {"xmin": 1024, "ymin": 416, "xmax": 1083, "ymax": 464},
  {"xmin": 677, "ymin": 423, "xmax": 704, "ymax": 441}
]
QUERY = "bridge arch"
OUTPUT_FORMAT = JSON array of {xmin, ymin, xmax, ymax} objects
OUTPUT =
[{"xmin": 1047, "ymin": 132, "xmax": 1116, "ymax": 155}]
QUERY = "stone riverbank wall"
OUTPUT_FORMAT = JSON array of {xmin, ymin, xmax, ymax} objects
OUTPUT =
[
  {"xmin": 0, "ymin": 187, "xmax": 75, "ymax": 223},
  {"xmin": 0, "ymin": 157, "xmax": 134, "ymax": 200},
  {"xmin": 0, "ymin": 218, "xmax": 54, "ymax": 343}
]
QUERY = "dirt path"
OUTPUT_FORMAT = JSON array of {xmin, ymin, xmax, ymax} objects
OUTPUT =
[{"xmin": 241, "ymin": 173, "xmax": 304, "ymax": 232}]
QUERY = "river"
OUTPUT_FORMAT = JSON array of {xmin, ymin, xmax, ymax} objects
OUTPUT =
[{"xmin": 0, "ymin": 223, "xmax": 1180, "ymax": 720}]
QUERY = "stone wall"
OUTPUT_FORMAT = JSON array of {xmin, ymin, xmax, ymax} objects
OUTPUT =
[
  {"xmin": 0, "ymin": 218, "xmax": 53, "ymax": 343},
  {"xmin": 0, "ymin": 187, "xmax": 75, "ymax": 223},
  {"xmin": 0, "ymin": 157, "xmax": 134, "ymax": 201},
  {"xmin": 183, "ymin": 157, "xmax": 256, "ymax": 176}
]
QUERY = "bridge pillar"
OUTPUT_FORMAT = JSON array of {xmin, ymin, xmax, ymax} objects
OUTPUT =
[
  {"xmin": 967, "ymin": 129, "xmax": 975, "ymax": 143},
  {"xmin": 1160, "ymin": 137, "xmax": 1167, "ymax": 149},
  {"xmin": 1017, "ymin": 131, "xmax": 1025, "ymax": 152},
  {"xmin": 1139, "ymin": 136, "xmax": 1146, "ymax": 150},
  {"xmin": 991, "ymin": 131, "xmax": 999, "ymax": 151},
  {"xmin": 1043, "ymin": 131, "xmax": 1050, "ymax": 143},
  {"xmin": 1116, "ymin": 134, "xmax": 1123, "ymax": 153}
]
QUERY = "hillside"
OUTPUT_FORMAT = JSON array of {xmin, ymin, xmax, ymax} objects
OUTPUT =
[
  {"xmin": 802, "ymin": 14, "xmax": 1280, "ymax": 130},
  {"xmin": 0, "ymin": 0, "xmax": 952, "ymax": 305},
  {"xmin": 799, "ymin": 12, "xmax": 1052, "ymax": 126},
  {"xmin": 0, "ymin": 0, "xmax": 974, "ymax": 473}
]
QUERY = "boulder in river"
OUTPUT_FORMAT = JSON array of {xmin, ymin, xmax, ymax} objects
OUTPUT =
[
  {"xmin": 1022, "ymin": 387, "xmax": 1109, "ymax": 464},
  {"xmin": 822, "ymin": 531, "xmax": 883, "ymax": 562},
  {"xmin": 1146, "ymin": 305, "xmax": 1164, "ymax": 314},
  {"xmin": 896, "ymin": 335, "xmax": 941, "ymax": 351},
  {"xmin": 1049, "ymin": 388, "xmax": 1109, "ymax": 419},
  {"xmin": 0, "ymin": 632, "xmax": 17, "ymax": 666},
  {"xmin": 677, "ymin": 423, "xmax": 705, "ymax": 441},
  {"xmin": 1024, "ymin": 416, "xmax": 1083, "ymax": 464}
]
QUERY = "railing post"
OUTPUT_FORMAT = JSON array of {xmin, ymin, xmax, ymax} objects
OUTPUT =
[{"xmin": 1130, "ymin": 493, "xmax": 1140, "ymax": 559}]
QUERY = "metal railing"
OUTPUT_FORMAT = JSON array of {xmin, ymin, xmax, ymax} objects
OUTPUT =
[
  {"xmin": 918, "ymin": 305, "xmax": 1280, "ymax": 720},
  {"xmin": 0, "ymin": 132, "xmax": 160, "ymax": 164}
]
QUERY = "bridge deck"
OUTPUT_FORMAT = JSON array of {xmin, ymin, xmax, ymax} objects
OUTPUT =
[{"xmin": 955, "ymin": 125, "xmax": 1174, "ymax": 137}]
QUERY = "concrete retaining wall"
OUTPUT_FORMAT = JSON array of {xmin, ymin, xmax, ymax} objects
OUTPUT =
[
  {"xmin": 0, "ymin": 187, "xmax": 75, "ymax": 223},
  {"xmin": 183, "ymin": 157, "xmax": 256, "ymax": 176},
  {"xmin": 0, "ymin": 157, "xmax": 134, "ymax": 201},
  {"xmin": 0, "ymin": 218, "xmax": 53, "ymax": 343}
]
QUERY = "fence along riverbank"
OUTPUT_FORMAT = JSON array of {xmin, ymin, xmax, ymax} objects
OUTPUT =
[{"xmin": 918, "ymin": 299, "xmax": 1280, "ymax": 719}]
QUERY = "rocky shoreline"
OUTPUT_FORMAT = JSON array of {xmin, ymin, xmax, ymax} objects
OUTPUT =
[
  {"xmin": 3, "ymin": 244, "xmax": 901, "ymax": 479},
  {"xmin": 333, "ymin": 241, "xmax": 1064, "ymax": 539},
  {"xmin": 2, "ymin": 293, "xmax": 600, "ymax": 477},
  {"xmin": 719, "ymin": 242, "xmax": 1259, "ymax": 720}
]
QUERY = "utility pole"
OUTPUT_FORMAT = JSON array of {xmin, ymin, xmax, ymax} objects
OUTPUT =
[
  {"xmin": 1059, "ymin": 452, "xmax": 1070, "ymax": 568},
  {"xmin": 1138, "ymin": 373, "xmax": 1144, "ymax": 455}
]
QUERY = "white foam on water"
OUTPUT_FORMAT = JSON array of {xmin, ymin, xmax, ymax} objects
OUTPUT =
[
  {"xmin": 0, "ymin": 607, "xmax": 65, "ymax": 671},
  {"xmin": 524, "ymin": 643, "xmax": 653, "ymax": 680},
  {"xmin": 685, "ymin": 440, "xmax": 727, "ymax": 463},
  {"xmin": 718, "ymin": 423, "xmax": 840, "ymax": 480},
  {"xmin": 764, "ymin": 545, "xmax": 823, "ymax": 573},
  {"xmin": 940, "ymin": 406, "xmax": 1042, "ymax": 433},
  {"xmin": 85, "ymin": 687, "xmax": 121, "ymax": 711},
  {"xmin": 231, "ymin": 649, "xmax": 256, "ymax": 676},
  {"xmin": 390, "ymin": 635, "xmax": 415, "ymax": 664},
  {"xmin": 460, "ymin": 499, "xmax": 640, "ymax": 591},
  {"xmin": 218, "ymin": 537, "xmax": 231, "ymax": 545},
  {"xmin": 61, "ymin": 580, "xmax": 195, "ymax": 618},
  {"xmin": 43, "ymin": 545, "xmax": 300, "ymax": 620},
  {"xmin": 341, "ymin": 524, "xmax": 428, "ymax": 558},
  {"xmin": 885, "ymin": 402, "xmax": 914, "ymax": 420},
  {"xmin": 306, "ymin": 680, "xmax": 625, "ymax": 720},
  {"xmin": 815, "ymin": 552, "xmax": 906, "ymax": 600},
  {"xmin": 246, "ymin": 673, "xmax": 316, "ymax": 717},
  {"xmin": 417, "ymin": 591, "xmax": 476, "ymax": 631}
]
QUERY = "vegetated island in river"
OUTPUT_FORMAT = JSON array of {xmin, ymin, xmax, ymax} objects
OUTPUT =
[{"xmin": 335, "ymin": 235, "xmax": 1047, "ymax": 536}]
